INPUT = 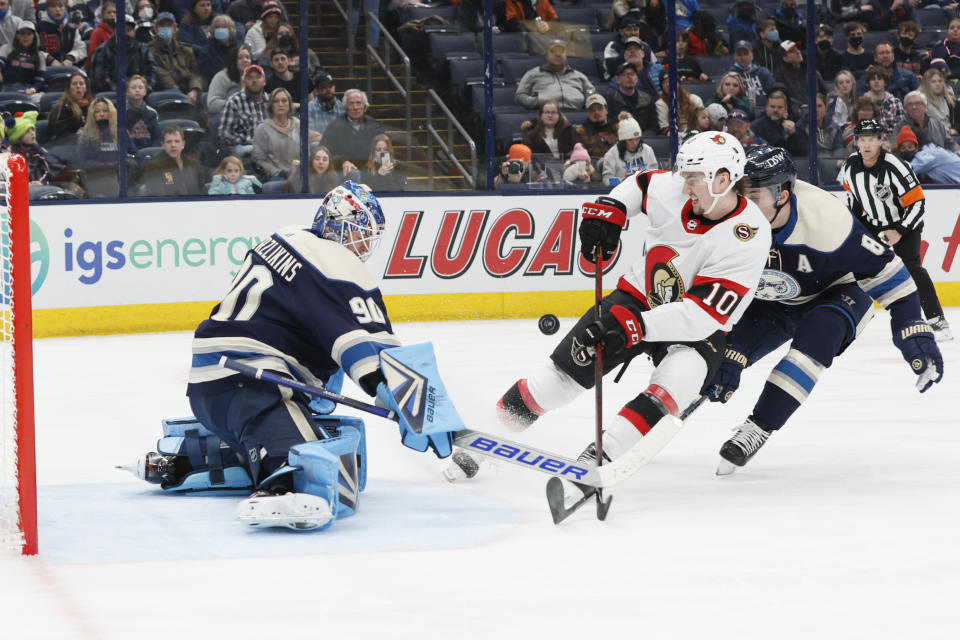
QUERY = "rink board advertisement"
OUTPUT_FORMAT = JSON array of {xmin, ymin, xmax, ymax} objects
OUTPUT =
[{"xmin": 27, "ymin": 189, "xmax": 960, "ymax": 336}]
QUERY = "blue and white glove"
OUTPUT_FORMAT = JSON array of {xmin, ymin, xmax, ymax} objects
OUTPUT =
[
  {"xmin": 707, "ymin": 348, "xmax": 749, "ymax": 403},
  {"xmin": 376, "ymin": 382, "xmax": 454, "ymax": 458},
  {"xmin": 893, "ymin": 321, "xmax": 944, "ymax": 393}
]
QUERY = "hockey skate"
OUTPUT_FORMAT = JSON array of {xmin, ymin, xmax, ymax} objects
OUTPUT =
[
  {"xmin": 716, "ymin": 419, "xmax": 772, "ymax": 476},
  {"xmin": 928, "ymin": 316, "xmax": 954, "ymax": 343},
  {"xmin": 237, "ymin": 487, "xmax": 334, "ymax": 531},
  {"xmin": 545, "ymin": 443, "xmax": 609, "ymax": 524}
]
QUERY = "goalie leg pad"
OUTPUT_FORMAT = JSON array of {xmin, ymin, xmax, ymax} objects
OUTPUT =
[
  {"xmin": 288, "ymin": 426, "xmax": 364, "ymax": 527},
  {"xmin": 156, "ymin": 417, "xmax": 253, "ymax": 493}
]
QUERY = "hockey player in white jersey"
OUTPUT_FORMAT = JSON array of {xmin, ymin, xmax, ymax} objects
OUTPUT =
[
  {"xmin": 707, "ymin": 146, "xmax": 943, "ymax": 474},
  {"xmin": 447, "ymin": 132, "xmax": 771, "ymax": 510}
]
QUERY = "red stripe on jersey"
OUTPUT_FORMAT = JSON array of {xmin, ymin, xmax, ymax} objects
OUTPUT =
[
  {"xmin": 646, "ymin": 384, "xmax": 679, "ymax": 417},
  {"xmin": 680, "ymin": 196, "xmax": 749, "ymax": 235},
  {"xmin": 635, "ymin": 169, "xmax": 668, "ymax": 214},
  {"xmin": 618, "ymin": 407, "xmax": 653, "ymax": 435},
  {"xmin": 685, "ymin": 275, "xmax": 752, "ymax": 324},
  {"xmin": 616, "ymin": 276, "xmax": 652, "ymax": 310},
  {"xmin": 517, "ymin": 378, "xmax": 546, "ymax": 415}
]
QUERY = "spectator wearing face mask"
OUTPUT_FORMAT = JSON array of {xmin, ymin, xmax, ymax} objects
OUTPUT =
[
  {"xmin": 197, "ymin": 13, "xmax": 239, "ymax": 83},
  {"xmin": 726, "ymin": 0, "xmax": 758, "ymax": 48},
  {"xmin": 729, "ymin": 40, "xmax": 775, "ymax": 109},
  {"xmin": 149, "ymin": 12, "xmax": 203, "ymax": 103},
  {"xmin": 841, "ymin": 21, "xmax": 870, "ymax": 74},
  {"xmin": 897, "ymin": 125, "xmax": 960, "ymax": 184},
  {"xmin": 771, "ymin": 0, "xmax": 804, "ymax": 47},
  {"xmin": 813, "ymin": 24, "xmax": 843, "ymax": 82},
  {"xmin": 0, "ymin": 0, "xmax": 23, "ymax": 52},
  {"xmin": 89, "ymin": 14, "xmax": 158, "ymax": 93},
  {"xmin": 894, "ymin": 20, "xmax": 922, "ymax": 77},
  {"xmin": 753, "ymin": 18, "xmax": 783, "ymax": 75}
]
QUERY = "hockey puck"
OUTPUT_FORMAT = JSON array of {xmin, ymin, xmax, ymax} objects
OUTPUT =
[{"xmin": 538, "ymin": 314, "xmax": 559, "ymax": 335}]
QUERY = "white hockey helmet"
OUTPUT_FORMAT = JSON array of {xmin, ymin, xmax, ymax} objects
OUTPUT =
[{"xmin": 675, "ymin": 131, "xmax": 746, "ymax": 198}]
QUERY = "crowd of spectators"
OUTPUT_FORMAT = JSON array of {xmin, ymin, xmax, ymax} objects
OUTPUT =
[
  {"xmin": 4, "ymin": 0, "xmax": 960, "ymax": 198},
  {"xmin": 0, "ymin": 0, "xmax": 405, "ymax": 199},
  {"xmin": 423, "ymin": 0, "xmax": 960, "ymax": 188}
]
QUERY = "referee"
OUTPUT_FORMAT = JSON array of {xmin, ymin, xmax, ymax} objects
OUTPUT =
[{"xmin": 840, "ymin": 118, "xmax": 952, "ymax": 342}]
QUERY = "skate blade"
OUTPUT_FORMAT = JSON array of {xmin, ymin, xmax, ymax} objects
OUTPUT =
[
  {"xmin": 716, "ymin": 459, "xmax": 738, "ymax": 476},
  {"xmin": 237, "ymin": 493, "xmax": 333, "ymax": 530}
]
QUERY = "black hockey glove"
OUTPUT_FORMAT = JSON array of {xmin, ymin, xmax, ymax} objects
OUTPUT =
[
  {"xmin": 580, "ymin": 304, "xmax": 645, "ymax": 357},
  {"xmin": 707, "ymin": 349, "xmax": 749, "ymax": 403},
  {"xmin": 893, "ymin": 321, "xmax": 943, "ymax": 393},
  {"xmin": 579, "ymin": 197, "xmax": 626, "ymax": 261}
]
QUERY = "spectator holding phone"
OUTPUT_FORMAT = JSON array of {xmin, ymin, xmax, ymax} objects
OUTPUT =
[{"xmin": 357, "ymin": 133, "xmax": 405, "ymax": 192}]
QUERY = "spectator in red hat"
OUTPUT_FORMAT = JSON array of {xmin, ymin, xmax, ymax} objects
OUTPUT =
[{"xmin": 218, "ymin": 63, "xmax": 268, "ymax": 157}]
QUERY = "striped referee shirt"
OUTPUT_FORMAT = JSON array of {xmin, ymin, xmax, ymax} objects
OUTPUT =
[{"xmin": 839, "ymin": 150, "xmax": 925, "ymax": 233}]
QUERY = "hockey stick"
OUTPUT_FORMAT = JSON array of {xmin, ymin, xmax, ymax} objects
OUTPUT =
[
  {"xmin": 547, "ymin": 253, "xmax": 614, "ymax": 524},
  {"xmin": 592, "ymin": 253, "xmax": 613, "ymax": 520},
  {"xmin": 219, "ymin": 357, "xmax": 611, "ymax": 487}
]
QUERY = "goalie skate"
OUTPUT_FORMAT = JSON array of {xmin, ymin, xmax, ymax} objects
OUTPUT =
[{"xmin": 237, "ymin": 490, "xmax": 334, "ymax": 530}]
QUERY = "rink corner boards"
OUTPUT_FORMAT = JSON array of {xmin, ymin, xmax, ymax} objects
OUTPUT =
[{"xmin": 32, "ymin": 290, "xmax": 612, "ymax": 337}]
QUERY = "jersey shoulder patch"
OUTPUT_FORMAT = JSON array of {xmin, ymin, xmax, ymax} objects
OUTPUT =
[
  {"xmin": 277, "ymin": 227, "xmax": 379, "ymax": 291},
  {"xmin": 784, "ymin": 181, "xmax": 854, "ymax": 253}
]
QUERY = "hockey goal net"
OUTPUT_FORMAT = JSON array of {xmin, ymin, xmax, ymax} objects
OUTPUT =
[{"xmin": 0, "ymin": 152, "xmax": 36, "ymax": 555}]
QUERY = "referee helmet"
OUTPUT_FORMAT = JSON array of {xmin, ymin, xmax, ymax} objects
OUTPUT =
[{"xmin": 854, "ymin": 118, "xmax": 884, "ymax": 138}]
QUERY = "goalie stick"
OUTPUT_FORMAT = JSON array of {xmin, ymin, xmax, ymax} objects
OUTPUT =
[{"xmin": 219, "ymin": 357, "xmax": 613, "ymax": 487}]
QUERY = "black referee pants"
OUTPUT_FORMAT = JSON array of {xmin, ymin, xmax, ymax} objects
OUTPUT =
[{"xmin": 889, "ymin": 228, "xmax": 944, "ymax": 321}]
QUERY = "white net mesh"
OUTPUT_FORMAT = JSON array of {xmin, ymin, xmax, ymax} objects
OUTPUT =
[{"xmin": 0, "ymin": 153, "xmax": 23, "ymax": 551}]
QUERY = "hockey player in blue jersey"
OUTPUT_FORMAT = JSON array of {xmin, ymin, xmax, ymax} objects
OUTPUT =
[
  {"xmin": 707, "ymin": 146, "xmax": 944, "ymax": 475},
  {"xmin": 125, "ymin": 181, "xmax": 457, "ymax": 530}
]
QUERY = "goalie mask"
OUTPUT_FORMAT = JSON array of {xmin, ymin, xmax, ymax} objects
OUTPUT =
[{"xmin": 312, "ymin": 181, "xmax": 386, "ymax": 262}]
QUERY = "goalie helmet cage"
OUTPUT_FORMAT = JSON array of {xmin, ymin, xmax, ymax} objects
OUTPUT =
[{"xmin": 0, "ymin": 152, "xmax": 37, "ymax": 555}]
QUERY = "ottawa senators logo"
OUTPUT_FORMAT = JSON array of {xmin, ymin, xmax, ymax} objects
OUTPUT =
[
  {"xmin": 645, "ymin": 245, "xmax": 685, "ymax": 307},
  {"xmin": 733, "ymin": 223, "xmax": 758, "ymax": 242},
  {"xmin": 712, "ymin": 134, "xmax": 726, "ymax": 145}
]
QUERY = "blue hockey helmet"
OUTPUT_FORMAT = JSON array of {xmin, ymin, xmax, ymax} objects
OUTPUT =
[
  {"xmin": 312, "ymin": 181, "xmax": 386, "ymax": 262},
  {"xmin": 744, "ymin": 145, "xmax": 797, "ymax": 196}
]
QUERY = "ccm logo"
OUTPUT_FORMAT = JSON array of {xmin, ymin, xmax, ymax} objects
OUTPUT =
[
  {"xmin": 624, "ymin": 319, "xmax": 640, "ymax": 346},
  {"xmin": 466, "ymin": 437, "xmax": 589, "ymax": 480},
  {"xmin": 582, "ymin": 204, "xmax": 614, "ymax": 219}
]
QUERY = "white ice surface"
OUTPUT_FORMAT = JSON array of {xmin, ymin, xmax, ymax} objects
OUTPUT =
[{"xmin": 1, "ymin": 311, "xmax": 959, "ymax": 640}]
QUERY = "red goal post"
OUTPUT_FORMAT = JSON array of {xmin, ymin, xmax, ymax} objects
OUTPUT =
[{"xmin": 0, "ymin": 152, "xmax": 37, "ymax": 555}]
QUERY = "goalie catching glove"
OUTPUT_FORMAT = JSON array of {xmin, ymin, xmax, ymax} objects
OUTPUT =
[
  {"xmin": 580, "ymin": 303, "xmax": 645, "ymax": 357},
  {"xmin": 707, "ymin": 348, "xmax": 749, "ymax": 403},
  {"xmin": 893, "ymin": 321, "xmax": 944, "ymax": 393},
  {"xmin": 579, "ymin": 197, "xmax": 626, "ymax": 260}
]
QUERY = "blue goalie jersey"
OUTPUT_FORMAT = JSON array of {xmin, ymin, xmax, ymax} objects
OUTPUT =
[
  {"xmin": 755, "ymin": 180, "xmax": 916, "ymax": 310},
  {"xmin": 187, "ymin": 226, "xmax": 401, "ymax": 396}
]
